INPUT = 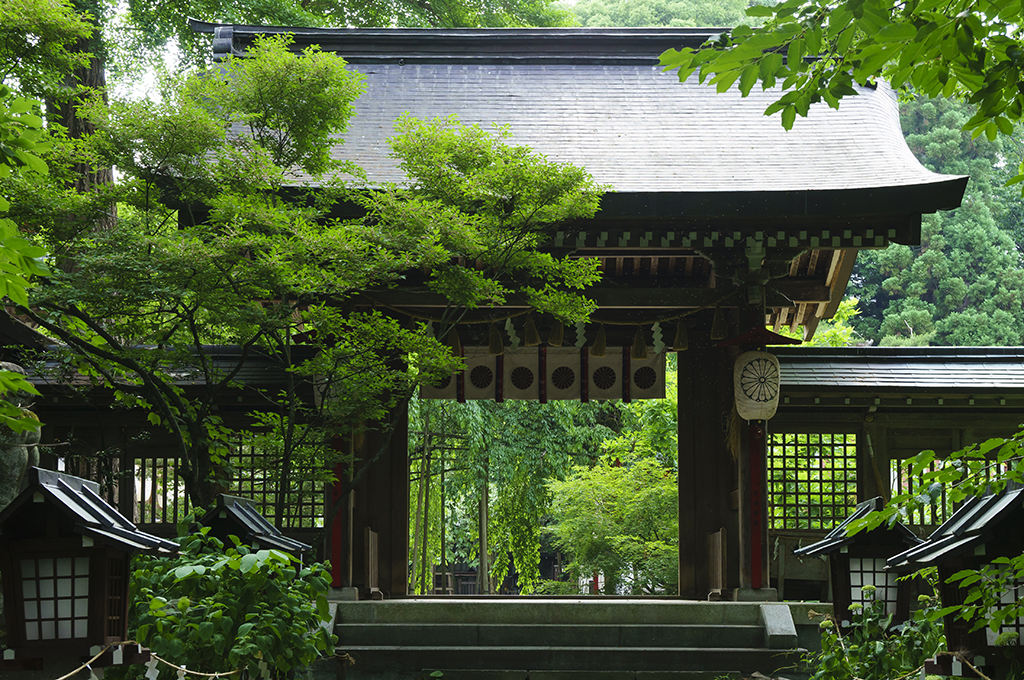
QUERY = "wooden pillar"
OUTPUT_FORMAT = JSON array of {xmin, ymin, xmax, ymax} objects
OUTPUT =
[
  {"xmin": 737, "ymin": 422, "xmax": 769, "ymax": 590},
  {"xmin": 734, "ymin": 302, "xmax": 773, "ymax": 598},
  {"xmin": 677, "ymin": 334, "xmax": 739, "ymax": 599},
  {"xmin": 336, "ymin": 407, "xmax": 410, "ymax": 597}
]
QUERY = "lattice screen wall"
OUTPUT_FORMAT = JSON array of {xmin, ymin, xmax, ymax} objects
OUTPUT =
[
  {"xmin": 889, "ymin": 457, "xmax": 953, "ymax": 529},
  {"xmin": 133, "ymin": 442, "xmax": 326, "ymax": 528},
  {"xmin": 767, "ymin": 432, "xmax": 859, "ymax": 531}
]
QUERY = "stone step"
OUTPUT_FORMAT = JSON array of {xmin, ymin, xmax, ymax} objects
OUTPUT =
[
  {"xmin": 339, "ymin": 645, "xmax": 804, "ymax": 676},
  {"xmin": 335, "ymin": 598, "xmax": 822, "ymax": 626},
  {"xmin": 336, "ymin": 623, "xmax": 765, "ymax": 648},
  {"xmin": 420, "ymin": 671, "xmax": 746, "ymax": 680}
]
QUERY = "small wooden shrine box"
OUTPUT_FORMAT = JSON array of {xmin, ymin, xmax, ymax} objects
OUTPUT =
[{"xmin": 0, "ymin": 467, "xmax": 177, "ymax": 666}]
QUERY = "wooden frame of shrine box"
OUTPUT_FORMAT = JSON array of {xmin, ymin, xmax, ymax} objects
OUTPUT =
[
  {"xmin": 794, "ymin": 496, "xmax": 922, "ymax": 627},
  {"xmin": 889, "ymin": 486, "xmax": 1024, "ymax": 678},
  {"xmin": 0, "ymin": 467, "xmax": 177, "ymax": 669}
]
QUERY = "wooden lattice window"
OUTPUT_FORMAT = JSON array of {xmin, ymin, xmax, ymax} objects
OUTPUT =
[
  {"xmin": 889, "ymin": 458, "xmax": 953, "ymax": 528},
  {"xmin": 768, "ymin": 432, "xmax": 859, "ymax": 531},
  {"xmin": 849, "ymin": 556, "xmax": 899, "ymax": 616},
  {"xmin": 231, "ymin": 441, "xmax": 326, "ymax": 529},
  {"xmin": 134, "ymin": 456, "xmax": 190, "ymax": 525},
  {"xmin": 105, "ymin": 555, "xmax": 128, "ymax": 639},
  {"xmin": 20, "ymin": 556, "xmax": 90, "ymax": 641},
  {"xmin": 134, "ymin": 442, "xmax": 328, "ymax": 529}
]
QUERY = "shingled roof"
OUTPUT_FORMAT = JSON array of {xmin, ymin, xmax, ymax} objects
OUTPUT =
[
  {"xmin": 190, "ymin": 21, "xmax": 966, "ymax": 219},
  {"xmin": 775, "ymin": 347, "xmax": 1024, "ymax": 393}
]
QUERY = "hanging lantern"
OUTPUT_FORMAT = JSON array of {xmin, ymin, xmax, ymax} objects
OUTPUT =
[{"xmin": 733, "ymin": 351, "xmax": 780, "ymax": 420}]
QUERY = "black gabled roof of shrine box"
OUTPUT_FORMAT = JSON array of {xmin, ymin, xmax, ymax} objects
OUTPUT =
[
  {"xmin": 793, "ymin": 496, "xmax": 921, "ymax": 558},
  {"xmin": 190, "ymin": 21, "xmax": 967, "ymax": 221},
  {"xmin": 0, "ymin": 467, "xmax": 178, "ymax": 554},
  {"xmin": 775, "ymin": 346, "xmax": 1024, "ymax": 393},
  {"xmin": 887, "ymin": 486, "xmax": 1024, "ymax": 573},
  {"xmin": 195, "ymin": 494, "xmax": 311, "ymax": 558}
]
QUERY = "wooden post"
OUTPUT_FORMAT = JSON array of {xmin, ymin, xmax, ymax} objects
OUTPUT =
[
  {"xmin": 337, "ymin": 406, "xmax": 410, "ymax": 597},
  {"xmin": 677, "ymin": 319, "xmax": 739, "ymax": 599}
]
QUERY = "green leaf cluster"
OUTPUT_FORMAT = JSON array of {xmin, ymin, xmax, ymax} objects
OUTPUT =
[
  {"xmin": 547, "ymin": 453, "xmax": 679, "ymax": 594},
  {"xmin": 118, "ymin": 529, "xmax": 335, "ymax": 679},
  {"xmin": 659, "ymin": 0, "xmax": 1024, "ymax": 137},
  {"xmin": 805, "ymin": 589, "xmax": 944, "ymax": 680}
]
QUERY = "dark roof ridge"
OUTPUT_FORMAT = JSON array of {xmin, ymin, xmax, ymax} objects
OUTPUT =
[{"xmin": 188, "ymin": 19, "xmax": 721, "ymax": 63}]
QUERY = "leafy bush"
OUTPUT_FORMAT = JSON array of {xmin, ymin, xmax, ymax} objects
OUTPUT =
[
  {"xmin": 807, "ymin": 586, "xmax": 944, "ymax": 680},
  {"xmin": 117, "ymin": 528, "xmax": 335, "ymax": 679},
  {"xmin": 531, "ymin": 579, "xmax": 582, "ymax": 595}
]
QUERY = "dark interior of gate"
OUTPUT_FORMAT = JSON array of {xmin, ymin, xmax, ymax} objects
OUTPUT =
[{"xmin": 23, "ymin": 23, "xmax": 1024, "ymax": 609}]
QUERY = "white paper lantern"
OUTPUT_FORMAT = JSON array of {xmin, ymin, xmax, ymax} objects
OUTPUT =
[{"xmin": 734, "ymin": 351, "xmax": 780, "ymax": 420}]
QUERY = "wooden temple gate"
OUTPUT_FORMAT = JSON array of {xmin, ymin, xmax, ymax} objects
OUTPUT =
[
  {"xmin": 185, "ymin": 23, "xmax": 968, "ymax": 599},
  {"xmin": 12, "ymin": 25, "xmax": 979, "ymax": 604}
]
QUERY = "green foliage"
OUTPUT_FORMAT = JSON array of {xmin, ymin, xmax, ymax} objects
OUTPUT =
[
  {"xmin": 806, "ymin": 589, "xmax": 944, "ymax": 680},
  {"xmin": 0, "ymin": 0, "xmax": 93, "ymax": 96},
  {"xmin": 855, "ymin": 429, "xmax": 1024, "ymax": 641},
  {"xmin": 659, "ymin": 0, "xmax": 1024, "ymax": 141},
  {"xmin": 377, "ymin": 115, "xmax": 604, "ymax": 320},
  {"xmin": 0, "ymin": 84, "xmax": 50, "ymax": 433},
  {"xmin": 121, "ymin": 529, "xmax": 335, "ymax": 679},
  {"xmin": 547, "ymin": 453, "xmax": 679, "ymax": 595},
  {"xmin": 183, "ymin": 35, "xmax": 366, "ymax": 176},
  {"xmin": 852, "ymin": 97, "xmax": 1024, "ymax": 346},
  {"xmin": 567, "ymin": 0, "xmax": 756, "ymax": 28},
  {"xmin": 408, "ymin": 398, "xmax": 619, "ymax": 594}
]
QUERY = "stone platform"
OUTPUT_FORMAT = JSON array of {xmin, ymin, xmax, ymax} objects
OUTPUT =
[{"xmin": 318, "ymin": 597, "xmax": 830, "ymax": 680}]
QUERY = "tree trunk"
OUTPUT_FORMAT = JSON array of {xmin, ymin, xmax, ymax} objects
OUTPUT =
[
  {"xmin": 478, "ymin": 458, "xmax": 490, "ymax": 594},
  {"xmin": 48, "ymin": 1, "xmax": 116, "ymax": 232}
]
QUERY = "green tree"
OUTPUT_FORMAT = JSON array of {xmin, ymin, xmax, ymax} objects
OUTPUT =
[
  {"xmin": 408, "ymin": 397, "xmax": 619, "ymax": 594},
  {"xmin": 851, "ymin": 97, "xmax": 1024, "ymax": 346},
  {"xmin": 568, "ymin": 0, "xmax": 753, "ymax": 28},
  {"xmin": 12, "ymin": 36, "xmax": 603, "ymax": 513},
  {"xmin": 547, "ymin": 453, "xmax": 679, "ymax": 594},
  {"xmin": 659, "ymin": 0, "xmax": 1024, "ymax": 144}
]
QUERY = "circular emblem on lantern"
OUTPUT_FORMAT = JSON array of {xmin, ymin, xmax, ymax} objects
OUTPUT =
[{"xmin": 734, "ymin": 351, "xmax": 781, "ymax": 420}]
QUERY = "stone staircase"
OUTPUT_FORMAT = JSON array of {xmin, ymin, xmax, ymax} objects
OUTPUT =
[{"xmin": 329, "ymin": 598, "xmax": 828, "ymax": 680}]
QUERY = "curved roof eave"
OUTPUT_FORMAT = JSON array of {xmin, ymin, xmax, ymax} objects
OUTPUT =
[{"xmin": 192, "ymin": 21, "xmax": 967, "ymax": 219}]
